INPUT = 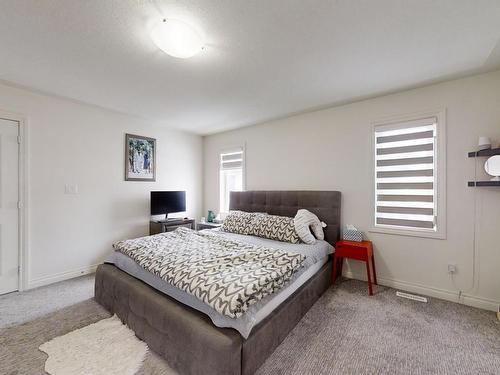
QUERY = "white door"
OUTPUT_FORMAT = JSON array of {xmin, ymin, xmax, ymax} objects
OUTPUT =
[{"xmin": 0, "ymin": 118, "xmax": 19, "ymax": 294}]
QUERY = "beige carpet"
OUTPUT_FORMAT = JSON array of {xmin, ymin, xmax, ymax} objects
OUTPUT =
[
  {"xmin": 1, "ymin": 279, "xmax": 499, "ymax": 375},
  {"xmin": 0, "ymin": 274, "xmax": 94, "ymax": 329}
]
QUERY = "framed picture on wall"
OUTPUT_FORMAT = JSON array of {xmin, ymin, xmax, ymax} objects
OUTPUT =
[{"xmin": 125, "ymin": 133, "xmax": 156, "ymax": 181}]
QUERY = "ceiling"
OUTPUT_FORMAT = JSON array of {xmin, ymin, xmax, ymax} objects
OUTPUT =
[{"xmin": 1, "ymin": 1, "xmax": 499, "ymax": 135}]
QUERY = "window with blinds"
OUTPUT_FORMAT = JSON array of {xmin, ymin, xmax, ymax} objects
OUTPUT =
[
  {"xmin": 219, "ymin": 148, "xmax": 244, "ymax": 213},
  {"xmin": 374, "ymin": 117, "xmax": 437, "ymax": 232}
]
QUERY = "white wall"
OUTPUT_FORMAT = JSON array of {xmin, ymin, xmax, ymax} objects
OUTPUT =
[
  {"xmin": 0, "ymin": 83, "xmax": 203, "ymax": 289},
  {"xmin": 204, "ymin": 70, "xmax": 500, "ymax": 311}
]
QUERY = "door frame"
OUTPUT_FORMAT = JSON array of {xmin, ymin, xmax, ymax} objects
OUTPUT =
[{"xmin": 0, "ymin": 109, "xmax": 29, "ymax": 291}]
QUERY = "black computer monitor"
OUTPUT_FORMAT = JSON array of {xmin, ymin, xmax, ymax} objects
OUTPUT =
[{"xmin": 150, "ymin": 191, "xmax": 186, "ymax": 219}]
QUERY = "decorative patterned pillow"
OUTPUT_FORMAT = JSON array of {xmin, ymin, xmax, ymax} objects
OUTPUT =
[
  {"xmin": 251, "ymin": 214, "xmax": 300, "ymax": 244},
  {"xmin": 221, "ymin": 211, "xmax": 255, "ymax": 235},
  {"xmin": 294, "ymin": 209, "xmax": 325, "ymax": 244}
]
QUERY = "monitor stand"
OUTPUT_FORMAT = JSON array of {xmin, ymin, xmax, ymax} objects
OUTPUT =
[{"xmin": 162, "ymin": 214, "xmax": 181, "ymax": 222}]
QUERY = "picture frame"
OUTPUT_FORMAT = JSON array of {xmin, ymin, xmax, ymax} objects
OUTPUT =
[{"xmin": 125, "ymin": 133, "xmax": 156, "ymax": 181}]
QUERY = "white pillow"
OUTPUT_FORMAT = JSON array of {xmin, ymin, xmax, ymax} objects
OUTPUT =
[{"xmin": 294, "ymin": 209, "xmax": 326, "ymax": 244}]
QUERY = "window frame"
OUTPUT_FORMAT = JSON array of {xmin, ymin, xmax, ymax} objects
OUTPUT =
[
  {"xmin": 370, "ymin": 109, "xmax": 446, "ymax": 240},
  {"xmin": 218, "ymin": 145, "xmax": 246, "ymax": 214}
]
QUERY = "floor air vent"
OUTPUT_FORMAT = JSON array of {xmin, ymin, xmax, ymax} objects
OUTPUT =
[{"xmin": 396, "ymin": 291, "xmax": 428, "ymax": 303}]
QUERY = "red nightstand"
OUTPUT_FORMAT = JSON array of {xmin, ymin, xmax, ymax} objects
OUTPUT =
[{"xmin": 332, "ymin": 240, "xmax": 377, "ymax": 295}]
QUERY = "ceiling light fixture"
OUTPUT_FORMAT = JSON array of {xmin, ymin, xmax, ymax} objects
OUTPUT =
[{"xmin": 150, "ymin": 18, "xmax": 204, "ymax": 59}]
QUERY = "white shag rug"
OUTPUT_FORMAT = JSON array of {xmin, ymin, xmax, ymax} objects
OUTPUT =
[{"xmin": 39, "ymin": 315, "xmax": 148, "ymax": 375}]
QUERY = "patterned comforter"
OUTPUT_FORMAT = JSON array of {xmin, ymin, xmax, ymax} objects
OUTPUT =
[{"xmin": 113, "ymin": 227, "xmax": 305, "ymax": 318}]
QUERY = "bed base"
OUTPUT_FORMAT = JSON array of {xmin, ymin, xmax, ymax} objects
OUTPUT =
[{"xmin": 95, "ymin": 260, "xmax": 332, "ymax": 375}]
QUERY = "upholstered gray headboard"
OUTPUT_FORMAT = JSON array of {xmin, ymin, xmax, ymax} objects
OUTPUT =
[{"xmin": 229, "ymin": 190, "xmax": 341, "ymax": 245}]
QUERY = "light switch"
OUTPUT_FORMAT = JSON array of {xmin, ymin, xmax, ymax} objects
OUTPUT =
[{"xmin": 65, "ymin": 184, "xmax": 79, "ymax": 195}]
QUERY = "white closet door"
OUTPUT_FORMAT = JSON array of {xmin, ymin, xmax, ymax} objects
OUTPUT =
[{"xmin": 0, "ymin": 118, "xmax": 19, "ymax": 294}]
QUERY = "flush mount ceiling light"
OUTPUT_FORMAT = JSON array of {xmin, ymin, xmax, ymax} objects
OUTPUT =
[{"xmin": 150, "ymin": 18, "xmax": 204, "ymax": 58}]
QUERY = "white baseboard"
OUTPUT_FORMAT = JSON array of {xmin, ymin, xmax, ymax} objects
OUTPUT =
[
  {"xmin": 27, "ymin": 264, "xmax": 99, "ymax": 290},
  {"xmin": 343, "ymin": 270, "xmax": 499, "ymax": 312}
]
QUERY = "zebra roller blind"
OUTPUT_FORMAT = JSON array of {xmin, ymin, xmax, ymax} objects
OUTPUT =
[
  {"xmin": 374, "ymin": 117, "xmax": 437, "ymax": 231},
  {"xmin": 220, "ymin": 149, "xmax": 243, "ymax": 170}
]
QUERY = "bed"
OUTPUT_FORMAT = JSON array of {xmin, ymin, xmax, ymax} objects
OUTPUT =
[{"xmin": 95, "ymin": 190, "xmax": 341, "ymax": 375}]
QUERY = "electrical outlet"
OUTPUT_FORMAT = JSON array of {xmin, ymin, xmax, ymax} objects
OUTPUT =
[{"xmin": 447, "ymin": 263, "xmax": 457, "ymax": 274}]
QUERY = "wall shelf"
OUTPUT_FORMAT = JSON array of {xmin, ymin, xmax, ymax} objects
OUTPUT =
[
  {"xmin": 468, "ymin": 148, "xmax": 500, "ymax": 157},
  {"xmin": 468, "ymin": 181, "xmax": 500, "ymax": 187},
  {"xmin": 468, "ymin": 148, "xmax": 500, "ymax": 187}
]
